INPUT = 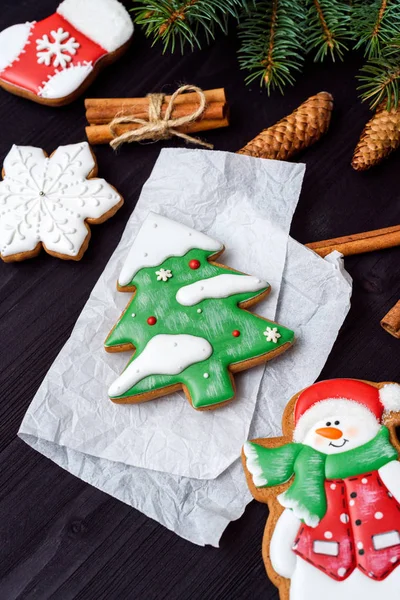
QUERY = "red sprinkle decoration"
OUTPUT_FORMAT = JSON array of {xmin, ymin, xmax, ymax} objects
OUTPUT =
[
  {"xmin": 232, "ymin": 330, "xmax": 241, "ymax": 337},
  {"xmin": 147, "ymin": 316, "xmax": 157, "ymax": 326},
  {"xmin": 189, "ymin": 259, "xmax": 201, "ymax": 270}
]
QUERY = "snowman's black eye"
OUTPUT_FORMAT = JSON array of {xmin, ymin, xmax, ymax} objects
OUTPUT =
[
  {"xmin": 334, "ymin": 420, "xmax": 340, "ymax": 425},
  {"xmin": 326, "ymin": 421, "xmax": 331, "ymax": 426}
]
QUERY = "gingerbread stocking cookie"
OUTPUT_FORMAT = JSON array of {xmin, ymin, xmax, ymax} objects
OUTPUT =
[
  {"xmin": 242, "ymin": 379, "xmax": 400, "ymax": 600},
  {"xmin": 0, "ymin": 0, "xmax": 133, "ymax": 106}
]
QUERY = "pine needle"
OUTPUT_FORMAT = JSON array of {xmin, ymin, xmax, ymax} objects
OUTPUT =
[
  {"xmin": 132, "ymin": 0, "xmax": 245, "ymax": 53},
  {"xmin": 352, "ymin": 0, "xmax": 400, "ymax": 58},
  {"xmin": 306, "ymin": 0, "xmax": 352, "ymax": 61},
  {"xmin": 238, "ymin": 0, "xmax": 306, "ymax": 93},
  {"xmin": 358, "ymin": 40, "xmax": 400, "ymax": 109}
]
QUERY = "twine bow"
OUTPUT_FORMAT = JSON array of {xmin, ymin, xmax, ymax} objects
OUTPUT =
[{"xmin": 109, "ymin": 85, "xmax": 214, "ymax": 150}]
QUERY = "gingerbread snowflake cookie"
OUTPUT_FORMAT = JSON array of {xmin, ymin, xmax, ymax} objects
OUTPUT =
[
  {"xmin": 0, "ymin": 0, "xmax": 133, "ymax": 106},
  {"xmin": 105, "ymin": 212, "xmax": 295, "ymax": 410},
  {"xmin": 0, "ymin": 141, "xmax": 123, "ymax": 262},
  {"xmin": 242, "ymin": 379, "xmax": 400, "ymax": 600}
]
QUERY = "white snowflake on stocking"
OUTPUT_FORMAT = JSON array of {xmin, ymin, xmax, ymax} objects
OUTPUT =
[
  {"xmin": 156, "ymin": 268, "xmax": 173, "ymax": 282},
  {"xmin": 0, "ymin": 142, "xmax": 122, "ymax": 261},
  {"xmin": 36, "ymin": 28, "xmax": 80, "ymax": 69},
  {"xmin": 263, "ymin": 326, "xmax": 281, "ymax": 343}
]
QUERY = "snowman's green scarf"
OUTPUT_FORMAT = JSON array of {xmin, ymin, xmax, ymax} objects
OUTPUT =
[{"xmin": 247, "ymin": 426, "xmax": 397, "ymax": 527}]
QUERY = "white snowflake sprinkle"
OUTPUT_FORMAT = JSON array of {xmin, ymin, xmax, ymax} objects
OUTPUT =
[
  {"xmin": 156, "ymin": 268, "xmax": 173, "ymax": 282},
  {"xmin": 263, "ymin": 326, "xmax": 281, "ymax": 343},
  {"xmin": 36, "ymin": 28, "xmax": 80, "ymax": 69}
]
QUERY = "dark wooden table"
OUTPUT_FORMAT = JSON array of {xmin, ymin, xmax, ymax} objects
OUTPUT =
[{"xmin": 0, "ymin": 2, "xmax": 399, "ymax": 599}]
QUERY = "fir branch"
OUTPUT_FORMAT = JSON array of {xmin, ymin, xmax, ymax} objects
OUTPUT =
[
  {"xmin": 352, "ymin": 0, "xmax": 400, "ymax": 58},
  {"xmin": 132, "ymin": 0, "xmax": 245, "ymax": 53},
  {"xmin": 358, "ymin": 40, "xmax": 400, "ymax": 109},
  {"xmin": 306, "ymin": 0, "xmax": 352, "ymax": 61},
  {"xmin": 132, "ymin": 0, "xmax": 400, "ymax": 102},
  {"xmin": 238, "ymin": 0, "xmax": 306, "ymax": 93}
]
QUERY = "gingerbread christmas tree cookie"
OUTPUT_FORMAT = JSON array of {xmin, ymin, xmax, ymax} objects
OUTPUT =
[
  {"xmin": 242, "ymin": 379, "xmax": 400, "ymax": 600},
  {"xmin": 0, "ymin": 141, "xmax": 123, "ymax": 262},
  {"xmin": 105, "ymin": 212, "xmax": 295, "ymax": 410}
]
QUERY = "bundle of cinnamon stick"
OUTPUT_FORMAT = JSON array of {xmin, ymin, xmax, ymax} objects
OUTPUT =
[{"xmin": 85, "ymin": 88, "xmax": 229, "ymax": 145}]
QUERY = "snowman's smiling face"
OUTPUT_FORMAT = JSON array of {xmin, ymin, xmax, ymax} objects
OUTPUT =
[{"xmin": 303, "ymin": 414, "xmax": 380, "ymax": 454}]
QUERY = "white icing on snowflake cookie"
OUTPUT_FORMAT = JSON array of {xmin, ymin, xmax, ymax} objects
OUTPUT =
[{"xmin": 0, "ymin": 142, "xmax": 123, "ymax": 262}]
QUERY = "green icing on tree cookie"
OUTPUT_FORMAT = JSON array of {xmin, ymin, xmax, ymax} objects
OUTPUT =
[{"xmin": 106, "ymin": 247, "xmax": 294, "ymax": 409}]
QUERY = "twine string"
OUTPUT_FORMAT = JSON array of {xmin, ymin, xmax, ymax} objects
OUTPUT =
[{"xmin": 109, "ymin": 85, "xmax": 214, "ymax": 150}]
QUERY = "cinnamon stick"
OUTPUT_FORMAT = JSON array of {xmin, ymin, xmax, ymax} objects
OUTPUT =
[
  {"xmin": 381, "ymin": 301, "xmax": 400, "ymax": 339},
  {"xmin": 84, "ymin": 88, "xmax": 226, "ymax": 112},
  {"xmin": 306, "ymin": 224, "xmax": 400, "ymax": 257},
  {"xmin": 86, "ymin": 117, "xmax": 230, "ymax": 145},
  {"xmin": 86, "ymin": 101, "xmax": 226, "ymax": 125}
]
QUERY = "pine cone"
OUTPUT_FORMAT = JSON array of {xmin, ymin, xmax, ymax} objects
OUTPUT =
[
  {"xmin": 352, "ymin": 103, "xmax": 400, "ymax": 171},
  {"xmin": 237, "ymin": 91, "xmax": 333, "ymax": 160}
]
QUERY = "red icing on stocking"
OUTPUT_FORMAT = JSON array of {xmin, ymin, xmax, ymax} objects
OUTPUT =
[{"xmin": 0, "ymin": 13, "xmax": 106, "ymax": 98}]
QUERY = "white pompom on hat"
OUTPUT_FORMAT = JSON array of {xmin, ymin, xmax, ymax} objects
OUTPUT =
[
  {"xmin": 293, "ymin": 379, "xmax": 400, "ymax": 443},
  {"xmin": 379, "ymin": 383, "xmax": 400, "ymax": 412}
]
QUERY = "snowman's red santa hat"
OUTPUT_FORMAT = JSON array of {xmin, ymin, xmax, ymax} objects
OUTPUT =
[{"xmin": 293, "ymin": 379, "xmax": 400, "ymax": 443}]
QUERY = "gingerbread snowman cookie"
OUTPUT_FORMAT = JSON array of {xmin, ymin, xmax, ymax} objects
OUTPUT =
[
  {"xmin": 0, "ymin": 0, "xmax": 133, "ymax": 105},
  {"xmin": 242, "ymin": 379, "xmax": 400, "ymax": 600}
]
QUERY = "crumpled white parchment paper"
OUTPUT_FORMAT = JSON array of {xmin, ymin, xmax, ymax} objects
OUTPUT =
[
  {"xmin": 18, "ymin": 149, "xmax": 305, "ymax": 480},
  {"xmin": 18, "ymin": 149, "xmax": 352, "ymax": 547},
  {"xmin": 19, "ymin": 239, "xmax": 351, "ymax": 547}
]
